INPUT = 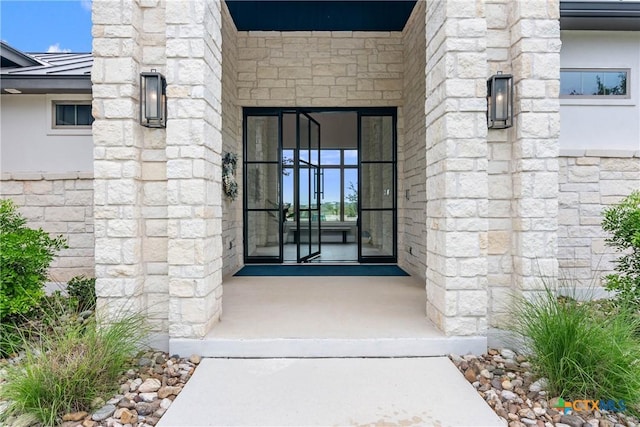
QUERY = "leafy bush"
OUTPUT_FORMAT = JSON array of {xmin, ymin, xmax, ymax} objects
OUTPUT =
[
  {"xmin": 601, "ymin": 190, "xmax": 640, "ymax": 306},
  {"xmin": 509, "ymin": 285, "xmax": 640, "ymax": 409},
  {"xmin": 67, "ymin": 275, "xmax": 97, "ymax": 312},
  {"xmin": 0, "ymin": 306, "xmax": 148, "ymax": 426},
  {"xmin": 0, "ymin": 199, "xmax": 66, "ymax": 319}
]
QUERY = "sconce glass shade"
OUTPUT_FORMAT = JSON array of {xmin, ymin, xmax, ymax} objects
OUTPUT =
[
  {"xmin": 487, "ymin": 72, "xmax": 513, "ymax": 129},
  {"xmin": 140, "ymin": 71, "xmax": 166, "ymax": 128}
]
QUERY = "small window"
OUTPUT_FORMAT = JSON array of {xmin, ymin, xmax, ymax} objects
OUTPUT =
[
  {"xmin": 53, "ymin": 102, "xmax": 94, "ymax": 127},
  {"xmin": 560, "ymin": 69, "xmax": 629, "ymax": 98}
]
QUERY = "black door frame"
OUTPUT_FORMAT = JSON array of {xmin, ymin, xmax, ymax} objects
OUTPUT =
[{"xmin": 242, "ymin": 107, "xmax": 397, "ymax": 264}]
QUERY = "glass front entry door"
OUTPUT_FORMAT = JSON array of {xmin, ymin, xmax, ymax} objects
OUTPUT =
[
  {"xmin": 296, "ymin": 113, "xmax": 321, "ymax": 262},
  {"xmin": 243, "ymin": 108, "xmax": 396, "ymax": 264}
]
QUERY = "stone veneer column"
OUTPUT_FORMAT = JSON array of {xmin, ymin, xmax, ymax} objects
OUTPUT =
[
  {"xmin": 424, "ymin": 0, "xmax": 490, "ymax": 335},
  {"xmin": 165, "ymin": 0, "xmax": 224, "ymax": 338},
  {"xmin": 92, "ymin": 0, "xmax": 146, "ymax": 317},
  {"xmin": 509, "ymin": 1, "xmax": 560, "ymax": 292}
]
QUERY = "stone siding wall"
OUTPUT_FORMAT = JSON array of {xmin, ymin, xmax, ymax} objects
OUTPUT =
[
  {"xmin": 483, "ymin": 1, "xmax": 562, "ymax": 328},
  {"xmin": 165, "ymin": 0, "xmax": 224, "ymax": 338},
  {"xmin": 424, "ymin": 1, "xmax": 490, "ymax": 336},
  {"xmin": 399, "ymin": 0, "xmax": 427, "ymax": 279},
  {"xmin": 93, "ymin": 0, "xmax": 151, "ymax": 325},
  {"xmin": 236, "ymin": 31, "xmax": 403, "ymax": 107},
  {"xmin": 221, "ymin": 2, "xmax": 242, "ymax": 278},
  {"xmin": 140, "ymin": 0, "xmax": 169, "ymax": 335},
  {"xmin": 558, "ymin": 152, "xmax": 640, "ymax": 285},
  {"xmin": 0, "ymin": 173, "xmax": 95, "ymax": 283},
  {"xmin": 508, "ymin": 2, "xmax": 561, "ymax": 299},
  {"xmin": 485, "ymin": 0, "xmax": 514, "ymax": 327}
]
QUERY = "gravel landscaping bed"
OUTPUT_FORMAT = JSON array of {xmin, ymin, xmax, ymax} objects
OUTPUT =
[
  {"xmin": 3, "ymin": 347, "xmax": 638, "ymax": 426},
  {"xmin": 450, "ymin": 349, "xmax": 639, "ymax": 427},
  {"xmin": 0, "ymin": 351, "xmax": 199, "ymax": 427}
]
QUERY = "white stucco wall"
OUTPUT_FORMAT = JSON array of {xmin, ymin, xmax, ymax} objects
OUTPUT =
[
  {"xmin": 1, "ymin": 94, "xmax": 93, "ymax": 173},
  {"xmin": 560, "ymin": 31, "xmax": 640, "ymax": 151}
]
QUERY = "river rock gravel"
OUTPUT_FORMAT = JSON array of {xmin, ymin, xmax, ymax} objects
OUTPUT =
[
  {"xmin": 0, "ymin": 351, "xmax": 199, "ymax": 427},
  {"xmin": 450, "ymin": 349, "xmax": 639, "ymax": 427}
]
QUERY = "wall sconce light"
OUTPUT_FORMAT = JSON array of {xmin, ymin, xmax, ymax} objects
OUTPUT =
[
  {"xmin": 140, "ymin": 70, "xmax": 166, "ymax": 128},
  {"xmin": 487, "ymin": 71, "xmax": 513, "ymax": 129}
]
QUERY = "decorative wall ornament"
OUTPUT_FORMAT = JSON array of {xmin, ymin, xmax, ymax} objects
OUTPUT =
[{"xmin": 222, "ymin": 152, "xmax": 238, "ymax": 201}]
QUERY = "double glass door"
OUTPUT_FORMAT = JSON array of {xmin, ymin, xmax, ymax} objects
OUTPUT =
[{"xmin": 243, "ymin": 108, "xmax": 396, "ymax": 264}]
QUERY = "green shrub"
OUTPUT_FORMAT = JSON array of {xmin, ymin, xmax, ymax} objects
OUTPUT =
[
  {"xmin": 67, "ymin": 275, "xmax": 97, "ymax": 312},
  {"xmin": 601, "ymin": 190, "xmax": 640, "ymax": 306},
  {"xmin": 509, "ymin": 285, "xmax": 640, "ymax": 409},
  {"xmin": 0, "ymin": 199, "xmax": 66, "ymax": 319},
  {"xmin": 0, "ymin": 307, "xmax": 148, "ymax": 426}
]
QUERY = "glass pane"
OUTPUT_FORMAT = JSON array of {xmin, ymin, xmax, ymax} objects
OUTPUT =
[
  {"xmin": 76, "ymin": 105, "xmax": 94, "ymax": 125},
  {"xmin": 344, "ymin": 150, "xmax": 358, "ymax": 165},
  {"xmin": 56, "ymin": 105, "xmax": 75, "ymax": 125},
  {"xmin": 560, "ymin": 71, "xmax": 581, "ymax": 95},
  {"xmin": 283, "ymin": 168, "xmax": 294, "ymax": 221},
  {"xmin": 320, "ymin": 150, "xmax": 341, "ymax": 165},
  {"xmin": 321, "ymin": 168, "xmax": 341, "ymax": 222},
  {"xmin": 361, "ymin": 163, "xmax": 393, "ymax": 209},
  {"xmin": 344, "ymin": 168, "xmax": 358, "ymax": 221},
  {"xmin": 282, "ymin": 113, "xmax": 296, "ymax": 149},
  {"xmin": 247, "ymin": 116, "xmax": 279, "ymax": 161},
  {"xmin": 246, "ymin": 163, "xmax": 279, "ymax": 209},
  {"xmin": 361, "ymin": 116, "xmax": 393, "ymax": 161},
  {"xmin": 283, "ymin": 149, "xmax": 295, "ymax": 168},
  {"xmin": 310, "ymin": 167, "xmax": 319, "ymax": 210},
  {"xmin": 361, "ymin": 210, "xmax": 393, "ymax": 257},
  {"xmin": 311, "ymin": 214, "xmax": 320, "ymax": 255},
  {"xmin": 310, "ymin": 120, "xmax": 319, "ymax": 164},
  {"xmin": 581, "ymin": 71, "xmax": 603, "ymax": 96},
  {"xmin": 247, "ymin": 211, "xmax": 280, "ymax": 258},
  {"xmin": 299, "ymin": 115, "xmax": 309, "ymax": 162},
  {"xmin": 603, "ymin": 71, "xmax": 627, "ymax": 95},
  {"xmin": 299, "ymin": 213, "xmax": 311, "ymax": 259},
  {"xmin": 561, "ymin": 70, "xmax": 628, "ymax": 96},
  {"xmin": 299, "ymin": 166, "xmax": 309, "ymax": 209}
]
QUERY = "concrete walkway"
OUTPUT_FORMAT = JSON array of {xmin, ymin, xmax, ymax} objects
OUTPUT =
[{"xmin": 157, "ymin": 357, "xmax": 505, "ymax": 427}]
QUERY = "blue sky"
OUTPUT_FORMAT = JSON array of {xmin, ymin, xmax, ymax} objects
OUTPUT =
[{"xmin": 1, "ymin": 0, "xmax": 92, "ymax": 53}]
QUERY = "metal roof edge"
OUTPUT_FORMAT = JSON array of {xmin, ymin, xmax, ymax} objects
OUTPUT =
[{"xmin": 0, "ymin": 41, "xmax": 43, "ymax": 68}]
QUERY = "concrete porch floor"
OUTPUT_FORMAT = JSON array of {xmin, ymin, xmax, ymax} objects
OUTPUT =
[{"xmin": 169, "ymin": 275, "xmax": 486, "ymax": 357}]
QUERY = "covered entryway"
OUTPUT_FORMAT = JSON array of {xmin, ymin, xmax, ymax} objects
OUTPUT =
[
  {"xmin": 91, "ymin": 0, "xmax": 566, "ymax": 348},
  {"xmin": 243, "ymin": 108, "xmax": 397, "ymax": 264}
]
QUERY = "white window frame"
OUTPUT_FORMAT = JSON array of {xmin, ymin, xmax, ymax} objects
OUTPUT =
[
  {"xmin": 560, "ymin": 68, "xmax": 634, "ymax": 106},
  {"xmin": 46, "ymin": 94, "xmax": 93, "ymax": 136}
]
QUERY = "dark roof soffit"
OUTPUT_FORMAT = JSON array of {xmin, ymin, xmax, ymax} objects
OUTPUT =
[
  {"xmin": 560, "ymin": 1, "xmax": 640, "ymax": 30},
  {"xmin": 0, "ymin": 75, "xmax": 92, "ymax": 94},
  {"xmin": 225, "ymin": 0, "xmax": 417, "ymax": 31},
  {"xmin": 561, "ymin": 1, "xmax": 640, "ymax": 18}
]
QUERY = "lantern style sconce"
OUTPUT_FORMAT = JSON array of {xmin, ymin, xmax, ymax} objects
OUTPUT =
[
  {"xmin": 140, "ymin": 70, "xmax": 167, "ymax": 128},
  {"xmin": 487, "ymin": 71, "xmax": 513, "ymax": 129}
]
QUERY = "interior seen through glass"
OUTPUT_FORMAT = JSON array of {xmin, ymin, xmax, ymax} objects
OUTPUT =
[
  {"xmin": 245, "ymin": 110, "xmax": 395, "ymax": 263},
  {"xmin": 283, "ymin": 112, "xmax": 358, "ymax": 262}
]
